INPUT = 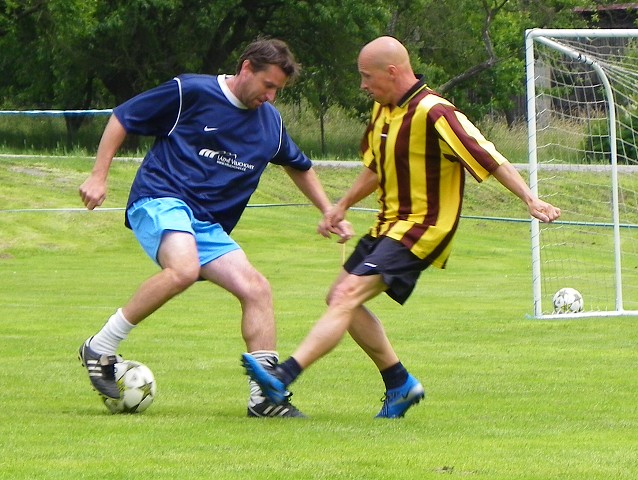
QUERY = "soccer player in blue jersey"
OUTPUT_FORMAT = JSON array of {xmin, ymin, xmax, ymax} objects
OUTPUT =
[{"xmin": 78, "ymin": 38, "xmax": 351, "ymax": 417}]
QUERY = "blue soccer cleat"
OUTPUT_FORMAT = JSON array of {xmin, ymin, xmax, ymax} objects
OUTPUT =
[
  {"xmin": 375, "ymin": 374, "xmax": 425, "ymax": 418},
  {"xmin": 241, "ymin": 353, "xmax": 287, "ymax": 405}
]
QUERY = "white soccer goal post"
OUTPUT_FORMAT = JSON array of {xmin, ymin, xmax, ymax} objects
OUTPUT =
[{"xmin": 525, "ymin": 28, "xmax": 638, "ymax": 319}]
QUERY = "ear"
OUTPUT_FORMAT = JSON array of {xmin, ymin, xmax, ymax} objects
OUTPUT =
[{"xmin": 241, "ymin": 59, "xmax": 254, "ymax": 75}]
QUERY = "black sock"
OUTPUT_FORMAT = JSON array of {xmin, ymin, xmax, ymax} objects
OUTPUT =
[
  {"xmin": 278, "ymin": 357, "xmax": 302, "ymax": 387},
  {"xmin": 380, "ymin": 361, "xmax": 409, "ymax": 390}
]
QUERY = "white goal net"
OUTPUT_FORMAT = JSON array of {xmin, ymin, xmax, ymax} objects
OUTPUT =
[{"xmin": 525, "ymin": 28, "xmax": 638, "ymax": 319}]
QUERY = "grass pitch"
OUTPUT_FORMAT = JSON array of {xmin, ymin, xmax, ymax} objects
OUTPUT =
[{"xmin": 0, "ymin": 156, "xmax": 636, "ymax": 479}]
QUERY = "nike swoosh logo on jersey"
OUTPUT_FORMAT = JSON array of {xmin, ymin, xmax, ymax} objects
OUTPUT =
[
  {"xmin": 203, "ymin": 126, "xmax": 219, "ymax": 132},
  {"xmin": 364, "ymin": 262, "xmax": 378, "ymax": 268}
]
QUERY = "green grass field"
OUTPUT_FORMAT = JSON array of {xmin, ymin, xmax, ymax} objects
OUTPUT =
[{"xmin": 0, "ymin": 156, "xmax": 637, "ymax": 479}]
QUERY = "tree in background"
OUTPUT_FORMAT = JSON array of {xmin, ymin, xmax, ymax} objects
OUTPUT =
[
  {"xmin": 387, "ymin": 0, "xmax": 593, "ymax": 123},
  {"xmin": 277, "ymin": 0, "xmax": 389, "ymax": 154},
  {"xmin": 1, "ymin": 0, "xmax": 617, "ymax": 150}
]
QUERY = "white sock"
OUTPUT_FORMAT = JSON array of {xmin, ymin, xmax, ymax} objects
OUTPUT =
[
  {"xmin": 248, "ymin": 350, "xmax": 278, "ymax": 407},
  {"xmin": 88, "ymin": 308, "xmax": 136, "ymax": 356}
]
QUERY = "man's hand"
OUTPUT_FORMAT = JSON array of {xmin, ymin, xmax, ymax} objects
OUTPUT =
[
  {"xmin": 317, "ymin": 205, "xmax": 354, "ymax": 243},
  {"xmin": 529, "ymin": 199, "xmax": 561, "ymax": 223},
  {"xmin": 79, "ymin": 175, "xmax": 107, "ymax": 210}
]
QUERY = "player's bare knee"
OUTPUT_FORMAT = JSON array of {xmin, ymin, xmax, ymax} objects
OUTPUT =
[
  {"xmin": 325, "ymin": 288, "xmax": 338, "ymax": 306},
  {"xmin": 324, "ymin": 286, "xmax": 332, "ymax": 305},
  {"xmin": 324, "ymin": 281, "xmax": 339, "ymax": 305},
  {"xmin": 242, "ymin": 271, "xmax": 272, "ymax": 305},
  {"xmin": 165, "ymin": 264, "xmax": 200, "ymax": 292},
  {"xmin": 327, "ymin": 283, "xmax": 360, "ymax": 311},
  {"xmin": 253, "ymin": 273, "xmax": 272, "ymax": 301}
]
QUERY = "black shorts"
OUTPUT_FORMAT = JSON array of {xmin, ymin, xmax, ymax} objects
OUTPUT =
[{"xmin": 343, "ymin": 234, "xmax": 431, "ymax": 304}]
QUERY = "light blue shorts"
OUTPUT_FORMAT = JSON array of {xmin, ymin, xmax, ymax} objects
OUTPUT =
[{"xmin": 127, "ymin": 197, "xmax": 240, "ymax": 266}]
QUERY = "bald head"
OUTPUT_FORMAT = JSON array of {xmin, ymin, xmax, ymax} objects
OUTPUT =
[
  {"xmin": 357, "ymin": 36, "xmax": 417, "ymax": 106},
  {"xmin": 359, "ymin": 36, "xmax": 411, "ymax": 71}
]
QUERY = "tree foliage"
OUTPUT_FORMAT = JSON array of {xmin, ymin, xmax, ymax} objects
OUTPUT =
[
  {"xmin": 387, "ymin": 0, "xmax": 595, "ymax": 121},
  {"xmin": 0, "ymin": 0, "xmax": 614, "ymax": 146}
]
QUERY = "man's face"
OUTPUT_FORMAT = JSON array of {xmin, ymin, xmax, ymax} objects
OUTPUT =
[
  {"xmin": 358, "ymin": 57, "xmax": 394, "ymax": 106},
  {"xmin": 237, "ymin": 62, "xmax": 288, "ymax": 109}
]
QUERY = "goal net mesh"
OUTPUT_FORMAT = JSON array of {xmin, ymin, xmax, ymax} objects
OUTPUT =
[{"xmin": 527, "ymin": 30, "xmax": 638, "ymax": 318}]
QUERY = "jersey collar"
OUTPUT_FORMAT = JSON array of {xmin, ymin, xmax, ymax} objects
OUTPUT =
[
  {"xmin": 397, "ymin": 75, "xmax": 427, "ymax": 108},
  {"xmin": 218, "ymin": 74, "xmax": 248, "ymax": 109}
]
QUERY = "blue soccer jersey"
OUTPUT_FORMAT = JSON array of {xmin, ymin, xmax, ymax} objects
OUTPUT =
[{"xmin": 114, "ymin": 74, "xmax": 312, "ymax": 233}]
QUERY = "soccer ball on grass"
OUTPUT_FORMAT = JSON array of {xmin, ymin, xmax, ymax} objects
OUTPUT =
[
  {"xmin": 552, "ymin": 287, "xmax": 584, "ymax": 314},
  {"xmin": 103, "ymin": 360, "xmax": 156, "ymax": 414}
]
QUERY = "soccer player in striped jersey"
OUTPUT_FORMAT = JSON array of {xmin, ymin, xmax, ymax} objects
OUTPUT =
[
  {"xmin": 242, "ymin": 36, "xmax": 561, "ymax": 418},
  {"xmin": 78, "ymin": 39, "xmax": 352, "ymax": 418}
]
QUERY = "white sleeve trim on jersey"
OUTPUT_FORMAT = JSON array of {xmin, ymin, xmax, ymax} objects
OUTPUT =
[
  {"xmin": 274, "ymin": 111, "xmax": 283, "ymax": 158},
  {"xmin": 167, "ymin": 77, "xmax": 183, "ymax": 137}
]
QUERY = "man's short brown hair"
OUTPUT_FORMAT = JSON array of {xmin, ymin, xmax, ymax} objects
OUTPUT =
[{"xmin": 236, "ymin": 38, "xmax": 301, "ymax": 84}]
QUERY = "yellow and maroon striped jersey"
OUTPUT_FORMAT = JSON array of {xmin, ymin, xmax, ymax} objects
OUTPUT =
[{"xmin": 360, "ymin": 79, "xmax": 507, "ymax": 268}]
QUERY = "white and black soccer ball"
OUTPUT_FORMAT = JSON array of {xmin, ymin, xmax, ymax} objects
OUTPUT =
[
  {"xmin": 103, "ymin": 360, "xmax": 156, "ymax": 414},
  {"xmin": 552, "ymin": 287, "xmax": 584, "ymax": 314}
]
